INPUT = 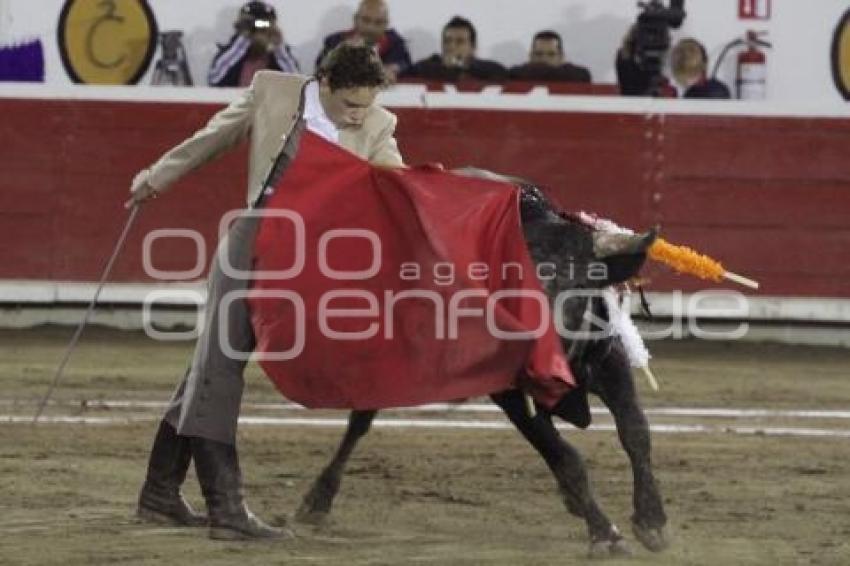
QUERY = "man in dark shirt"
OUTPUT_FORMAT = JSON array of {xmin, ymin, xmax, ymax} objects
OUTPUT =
[
  {"xmin": 670, "ymin": 38, "xmax": 731, "ymax": 99},
  {"xmin": 509, "ymin": 30, "xmax": 592, "ymax": 83},
  {"xmin": 208, "ymin": 1, "xmax": 300, "ymax": 87},
  {"xmin": 316, "ymin": 0, "xmax": 412, "ymax": 82},
  {"xmin": 403, "ymin": 16, "xmax": 507, "ymax": 82}
]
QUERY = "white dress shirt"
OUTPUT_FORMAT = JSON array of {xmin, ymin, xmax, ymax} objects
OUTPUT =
[
  {"xmin": 302, "ymin": 80, "xmax": 340, "ymax": 145},
  {"xmin": 261, "ymin": 80, "xmax": 341, "ymax": 199}
]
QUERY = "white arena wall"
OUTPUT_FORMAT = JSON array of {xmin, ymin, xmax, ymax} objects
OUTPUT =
[{"xmin": 0, "ymin": 0, "xmax": 849, "ymax": 102}]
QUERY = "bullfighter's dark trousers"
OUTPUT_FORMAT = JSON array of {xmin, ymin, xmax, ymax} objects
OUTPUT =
[
  {"xmin": 161, "ymin": 119, "xmax": 305, "ymax": 446},
  {"xmin": 162, "ymin": 213, "xmax": 261, "ymax": 445}
]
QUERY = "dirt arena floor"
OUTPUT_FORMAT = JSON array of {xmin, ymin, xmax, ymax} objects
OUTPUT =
[{"xmin": 1, "ymin": 327, "xmax": 849, "ymax": 565}]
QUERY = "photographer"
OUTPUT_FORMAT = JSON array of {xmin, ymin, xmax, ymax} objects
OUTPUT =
[
  {"xmin": 208, "ymin": 1, "xmax": 300, "ymax": 87},
  {"xmin": 617, "ymin": 25, "xmax": 668, "ymax": 96},
  {"xmin": 615, "ymin": 0, "xmax": 686, "ymax": 97}
]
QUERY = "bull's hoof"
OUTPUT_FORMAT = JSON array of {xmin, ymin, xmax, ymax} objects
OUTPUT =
[
  {"xmin": 589, "ymin": 526, "xmax": 632, "ymax": 560},
  {"xmin": 294, "ymin": 506, "xmax": 329, "ymax": 526},
  {"xmin": 632, "ymin": 520, "xmax": 670, "ymax": 553},
  {"xmin": 295, "ymin": 478, "xmax": 338, "ymax": 525},
  {"xmin": 588, "ymin": 538, "xmax": 633, "ymax": 559},
  {"xmin": 295, "ymin": 492, "xmax": 333, "ymax": 525}
]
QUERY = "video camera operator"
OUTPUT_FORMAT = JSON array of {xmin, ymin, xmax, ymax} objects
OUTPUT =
[{"xmin": 615, "ymin": 0, "xmax": 686, "ymax": 97}]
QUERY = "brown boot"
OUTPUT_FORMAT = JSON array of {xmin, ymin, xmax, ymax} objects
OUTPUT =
[
  {"xmin": 138, "ymin": 420, "xmax": 206, "ymax": 526},
  {"xmin": 190, "ymin": 436, "xmax": 290, "ymax": 541}
]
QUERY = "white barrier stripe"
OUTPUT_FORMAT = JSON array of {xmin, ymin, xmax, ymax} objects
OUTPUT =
[
  {"xmin": 5, "ymin": 414, "xmax": 850, "ymax": 438},
  {"xmin": 643, "ymin": 408, "xmax": 850, "ymax": 419},
  {"xmin": 5, "ymin": 282, "xmax": 849, "ymax": 323},
  {"xmin": 3, "ymin": 399, "xmax": 849, "ymax": 419},
  {"xmin": 3, "ymin": 415, "xmax": 153, "ymax": 424},
  {"xmin": 2, "ymin": 83, "xmax": 850, "ymax": 118}
]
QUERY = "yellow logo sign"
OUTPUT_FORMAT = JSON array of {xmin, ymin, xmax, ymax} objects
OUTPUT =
[
  {"xmin": 833, "ymin": 8, "xmax": 850, "ymax": 100},
  {"xmin": 58, "ymin": 0, "xmax": 158, "ymax": 84}
]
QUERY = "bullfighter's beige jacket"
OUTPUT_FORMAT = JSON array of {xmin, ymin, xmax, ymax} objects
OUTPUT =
[{"xmin": 139, "ymin": 70, "xmax": 404, "ymax": 206}]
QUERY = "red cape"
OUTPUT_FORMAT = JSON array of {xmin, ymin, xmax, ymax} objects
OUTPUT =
[{"xmin": 248, "ymin": 131, "xmax": 574, "ymax": 410}]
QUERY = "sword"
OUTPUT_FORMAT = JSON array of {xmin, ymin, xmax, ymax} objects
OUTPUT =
[{"xmin": 32, "ymin": 205, "xmax": 142, "ymax": 423}]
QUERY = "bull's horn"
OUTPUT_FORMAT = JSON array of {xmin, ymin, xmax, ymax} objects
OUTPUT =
[
  {"xmin": 524, "ymin": 392, "xmax": 537, "ymax": 418},
  {"xmin": 640, "ymin": 366, "xmax": 660, "ymax": 391}
]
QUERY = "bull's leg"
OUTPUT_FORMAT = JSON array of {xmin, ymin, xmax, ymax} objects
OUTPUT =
[
  {"xmin": 295, "ymin": 410, "xmax": 377, "ymax": 524},
  {"xmin": 591, "ymin": 343, "xmax": 669, "ymax": 552},
  {"xmin": 491, "ymin": 390, "xmax": 630, "ymax": 558}
]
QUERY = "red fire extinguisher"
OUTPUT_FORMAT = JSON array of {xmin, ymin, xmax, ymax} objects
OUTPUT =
[
  {"xmin": 712, "ymin": 30, "xmax": 772, "ymax": 100},
  {"xmin": 736, "ymin": 30, "xmax": 771, "ymax": 99}
]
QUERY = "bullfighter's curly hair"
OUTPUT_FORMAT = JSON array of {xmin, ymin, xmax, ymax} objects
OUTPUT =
[{"xmin": 316, "ymin": 44, "xmax": 388, "ymax": 90}]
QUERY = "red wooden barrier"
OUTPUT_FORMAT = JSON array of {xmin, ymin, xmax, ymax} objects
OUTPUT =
[{"xmin": 1, "ymin": 97, "xmax": 848, "ymax": 298}]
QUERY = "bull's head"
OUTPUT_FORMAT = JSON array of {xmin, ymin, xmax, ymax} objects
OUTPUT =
[
  {"xmin": 518, "ymin": 184, "xmax": 656, "ymax": 293},
  {"xmin": 453, "ymin": 168, "xmax": 655, "ymax": 342}
]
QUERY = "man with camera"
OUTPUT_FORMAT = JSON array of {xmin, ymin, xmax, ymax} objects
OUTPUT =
[
  {"xmin": 615, "ymin": 0, "xmax": 686, "ymax": 97},
  {"xmin": 208, "ymin": 1, "xmax": 300, "ymax": 87}
]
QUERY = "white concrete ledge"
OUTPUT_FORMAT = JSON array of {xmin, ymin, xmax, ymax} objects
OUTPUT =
[
  {"xmin": 0, "ymin": 280, "xmax": 206, "ymax": 305},
  {"xmin": 1, "ymin": 280, "xmax": 848, "ymax": 323},
  {"xmin": 1, "ymin": 82, "xmax": 848, "ymax": 118}
]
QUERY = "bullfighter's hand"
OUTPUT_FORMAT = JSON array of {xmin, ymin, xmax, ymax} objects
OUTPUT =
[{"xmin": 125, "ymin": 170, "xmax": 159, "ymax": 209}]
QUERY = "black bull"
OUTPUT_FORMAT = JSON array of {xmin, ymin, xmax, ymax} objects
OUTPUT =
[{"xmin": 292, "ymin": 181, "xmax": 670, "ymax": 558}]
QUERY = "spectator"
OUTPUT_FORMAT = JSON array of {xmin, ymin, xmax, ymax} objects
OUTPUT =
[
  {"xmin": 208, "ymin": 1, "xmax": 300, "ymax": 87},
  {"xmin": 670, "ymin": 38, "xmax": 731, "ymax": 99},
  {"xmin": 316, "ymin": 0, "xmax": 411, "ymax": 82},
  {"xmin": 403, "ymin": 16, "xmax": 507, "ymax": 82},
  {"xmin": 509, "ymin": 30, "xmax": 591, "ymax": 83}
]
